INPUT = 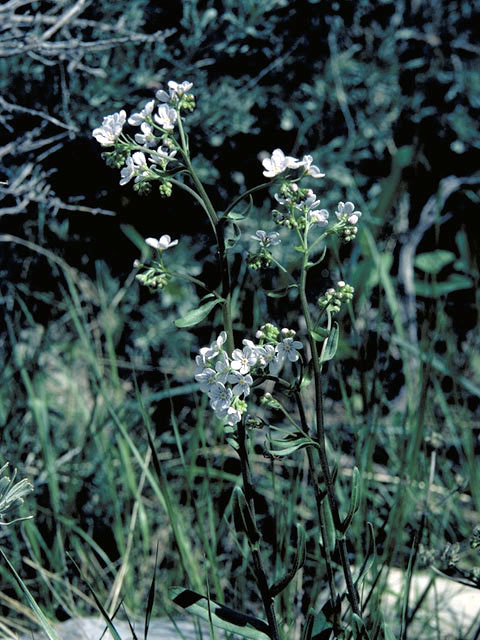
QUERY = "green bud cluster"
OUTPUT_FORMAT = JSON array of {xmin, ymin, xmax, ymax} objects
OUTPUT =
[
  {"xmin": 261, "ymin": 392, "xmax": 281, "ymax": 410},
  {"xmin": 340, "ymin": 224, "xmax": 359, "ymax": 242},
  {"xmin": 135, "ymin": 263, "xmax": 169, "ymax": 290},
  {"xmin": 133, "ymin": 181, "xmax": 152, "ymax": 196},
  {"xmin": 246, "ymin": 251, "xmax": 273, "ymax": 270},
  {"xmin": 256, "ymin": 323, "xmax": 280, "ymax": 342},
  {"xmin": 179, "ymin": 94, "xmax": 196, "ymax": 112},
  {"xmin": 159, "ymin": 180, "xmax": 173, "ymax": 197},
  {"xmin": 317, "ymin": 281, "xmax": 354, "ymax": 313},
  {"xmin": 102, "ymin": 149, "xmax": 129, "ymax": 169}
]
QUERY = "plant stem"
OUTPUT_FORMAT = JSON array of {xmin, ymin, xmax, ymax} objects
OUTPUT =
[
  {"xmin": 298, "ymin": 256, "xmax": 361, "ymax": 617},
  {"xmin": 295, "ymin": 392, "xmax": 338, "ymax": 617},
  {"xmin": 237, "ymin": 420, "xmax": 281, "ymax": 640},
  {"xmin": 177, "ymin": 115, "xmax": 234, "ymax": 354}
]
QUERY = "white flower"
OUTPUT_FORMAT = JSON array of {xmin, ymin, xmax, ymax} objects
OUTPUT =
[
  {"xmin": 309, "ymin": 209, "xmax": 329, "ymax": 226},
  {"xmin": 168, "ymin": 80, "xmax": 193, "ymax": 97},
  {"xmin": 296, "ymin": 190, "xmax": 320, "ymax": 212},
  {"xmin": 231, "ymin": 347, "xmax": 257, "ymax": 375},
  {"xmin": 195, "ymin": 368, "xmax": 218, "ymax": 394},
  {"xmin": 262, "ymin": 344, "xmax": 281, "ymax": 375},
  {"xmin": 154, "ymin": 104, "xmax": 178, "ymax": 130},
  {"xmin": 132, "ymin": 151, "xmax": 148, "ymax": 171},
  {"xmin": 277, "ymin": 337, "xmax": 303, "ymax": 363},
  {"xmin": 120, "ymin": 156, "xmax": 135, "ymax": 185},
  {"xmin": 301, "ymin": 155, "xmax": 325, "ymax": 179},
  {"xmin": 92, "ymin": 110, "xmax": 126, "ymax": 147},
  {"xmin": 206, "ymin": 331, "xmax": 227, "ymax": 360},
  {"xmin": 227, "ymin": 371, "xmax": 253, "ymax": 397},
  {"xmin": 216, "ymin": 405, "xmax": 242, "ymax": 425},
  {"xmin": 145, "ymin": 235, "xmax": 178, "ymax": 251},
  {"xmin": 262, "ymin": 149, "xmax": 302, "ymax": 178},
  {"xmin": 151, "ymin": 145, "xmax": 177, "ymax": 165},
  {"xmin": 335, "ymin": 201, "xmax": 362, "ymax": 225},
  {"xmin": 194, "ymin": 350, "xmax": 209, "ymax": 374},
  {"xmin": 215, "ymin": 351, "xmax": 231, "ymax": 383},
  {"xmin": 209, "ymin": 382, "xmax": 233, "ymax": 411},
  {"xmin": 134, "ymin": 122, "xmax": 158, "ymax": 147},
  {"xmin": 128, "ymin": 100, "xmax": 155, "ymax": 126},
  {"xmin": 156, "ymin": 81, "xmax": 193, "ymax": 103},
  {"xmin": 251, "ymin": 230, "xmax": 281, "ymax": 247}
]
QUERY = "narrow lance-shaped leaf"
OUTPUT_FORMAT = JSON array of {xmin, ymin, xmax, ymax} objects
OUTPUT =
[
  {"xmin": 300, "ymin": 610, "xmax": 315, "ymax": 640},
  {"xmin": 0, "ymin": 549, "xmax": 61, "ymax": 640},
  {"xmin": 266, "ymin": 433, "xmax": 317, "ymax": 458},
  {"xmin": 318, "ymin": 322, "xmax": 339, "ymax": 364},
  {"xmin": 354, "ymin": 522, "xmax": 376, "ymax": 589},
  {"xmin": 321, "ymin": 499, "xmax": 336, "ymax": 554},
  {"xmin": 269, "ymin": 523, "xmax": 307, "ymax": 597},
  {"xmin": 232, "ymin": 486, "xmax": 260, "ymax": 545},
  {"xmin": 169, "ymin": 588, "xmax": 271, "ymax": 640},
  {"xmin": 174, "ymin": 297, "xmax": 224, "ymax": 328},
  {"xmin": 338, "ymin": 466, "xmax": 361, "ymax": 535}
]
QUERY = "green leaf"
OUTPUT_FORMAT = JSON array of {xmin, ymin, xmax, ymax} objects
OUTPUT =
[
  {"xmin": 269, "ymin": 523, "xmax": 307, "ymax": 597},
  {"xmin": 354, "ymin": 522, "xmax": 376, "ymax": 589},
  {"xmin": 169, "ymin": 588, "xmax": 271, "ymax": 640},
  {"xmin": 310, "ymin": 328, "xmax": 330, "ymax": 342},
  {"xmin": 300, "ymin": 610, "xmax": 315, "ymax": 640},
  {"xmin": 232, "ymin": 486, "xmax": 260, "ymax": 544},
  {"xmin": 415, "ymin": 273, "xmax": 472, "ymax": 297},
  {"xmin": 225, "ymin": 222, "xmax": 242, "ymax": 249},
  {"xmin": 414, "ymin": 250, "xmax": 456, "ymax": 274},
  {"xmin": 351, "ymin": 613, "xmax": 371, "ymax": 640},
  {"xmin": 67, "ymin": 554, "xmax": 124, "ymax": 640},
  {"xmin": 225, "ymin": 194, "xmax": 253, "ymax": 221},
  {"xmin": 319, "ymin": 322, "xmax": 339, "ymax": 364},
  {"xmin": 383, "ymin": 621, "xmax": 397, "ymax": 640},
  {"xmin": 322, "ymin": 500, "xmax": 336, "ymax": 554},
  {"xmin": 120, "ymin": 224, "xmax": 149, "ymax": 252},
  {"xmin": 339, "ymin": 466, "xmax": 361, "ymax": 534},
  {"xmin": 266, "ymin": 284, "xmax": 298, "ymax": 298},
  {"xmin": 174, "ymin": 298, "xmax": 224, "ymax": 328},
  {"xmin": 0, "ymin": 549, "xmax": 61, "ymax": 640},
  {"xmin": 266, "ymin": 433, "xmax": 316, "ymax": 457}
]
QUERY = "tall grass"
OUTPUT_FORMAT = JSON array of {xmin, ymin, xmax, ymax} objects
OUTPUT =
[{"xmin": 1, "ymin": 181, "xmax": 479, "ymax": 640}]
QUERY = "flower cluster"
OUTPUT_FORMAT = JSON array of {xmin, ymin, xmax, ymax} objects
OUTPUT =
[
  {"xmin": 194, "ymin": 327, "xmax": 303, "ymax": 426},
  {"xmin": 247, "ymin": 229, "xmax": 281, "ymax": 270},
  {"xmin": 335, "ymin": 201, "xmax": 362, "ymax": 241},
  {"xmin": 92, "ymin": 80, "xmax": 194, "ymax": 195},
  {"xmin": 134, "ymin": 235, "xmax": 178, "ymax": 290},
  {"xmin": 317, "ymin": 280, "xmax": 354, "ymax": 314},
  {"xmin": 262, "ymin": 149, "xmax": 325, "ymax": 179},
  {"xmin": 272, "ymin": 183, "xmax": 329, "ymax": 231}
]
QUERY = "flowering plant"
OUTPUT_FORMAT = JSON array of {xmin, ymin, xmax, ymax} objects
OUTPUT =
[{"xmin": 93, "ymin": 80, "xmax": 366, "ymax": 639}]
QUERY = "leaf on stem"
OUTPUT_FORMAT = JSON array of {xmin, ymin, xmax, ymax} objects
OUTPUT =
[
  {"xmin": 310, "ymin": 328, "xmax": 330, "ymax": 342},
  {"xmin": 232, "ymin": 486, "xmax": 260, "ymax": 544},
  {"xmin": 338, "ymin": 466, "xmax": 361, "ymax": 535},
  {"xmin": 318, "ymin": 322, "xmax": 339, "ymax": 364},
  {"xmin": 269, "ymin": 523, "xmax": 306, "ymax": 597},
  {"xmin": 0, "ymin": 549, "xmax": 61, "ymax": 640},
  {"xmin": 174, "ymin": 297, "xmax": 224, "ymax": 328},
  {"xmin": 266, "ymin": 284, "xmax": 298, "ymax": 298},
  {"xmin": 224, "ymin": 195, "xmax": 253, "ymax": 221},
  {"xmin": 265, "ymin": 432, "xmax": 317, "ymax": 458},
  {"xmin": 169, "ymin": 587, "xmax": 271, "ymax": 640}
]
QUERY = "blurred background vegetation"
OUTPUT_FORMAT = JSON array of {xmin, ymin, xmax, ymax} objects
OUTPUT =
[{"xmin": 1, "ymin": 0, "xmax": 480, "ymax": 637}]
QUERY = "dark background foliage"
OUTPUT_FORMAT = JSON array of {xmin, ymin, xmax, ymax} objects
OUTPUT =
[{"xmin": 1, "ymin": 0, "xmax": 480, "ymax": 628}]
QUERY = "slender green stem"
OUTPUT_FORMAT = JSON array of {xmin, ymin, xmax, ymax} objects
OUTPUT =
[
  {"xmin": 298, "ymin": 251, "xmax": 361, "ymax": 617},
  {"xmin": 237, "ymin": 420, "xmax": 281, "ymax": 640},
  {"xmin": 176, "ymin": 114, "xmax": 234, "ymax": 354},
  {"xmin": 223, "ymin": 181, "xmax": 273, "ymax": 216},
  {"xmin": 294, "ymin": 392, "xmax": 338, "ymax": 617}
]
